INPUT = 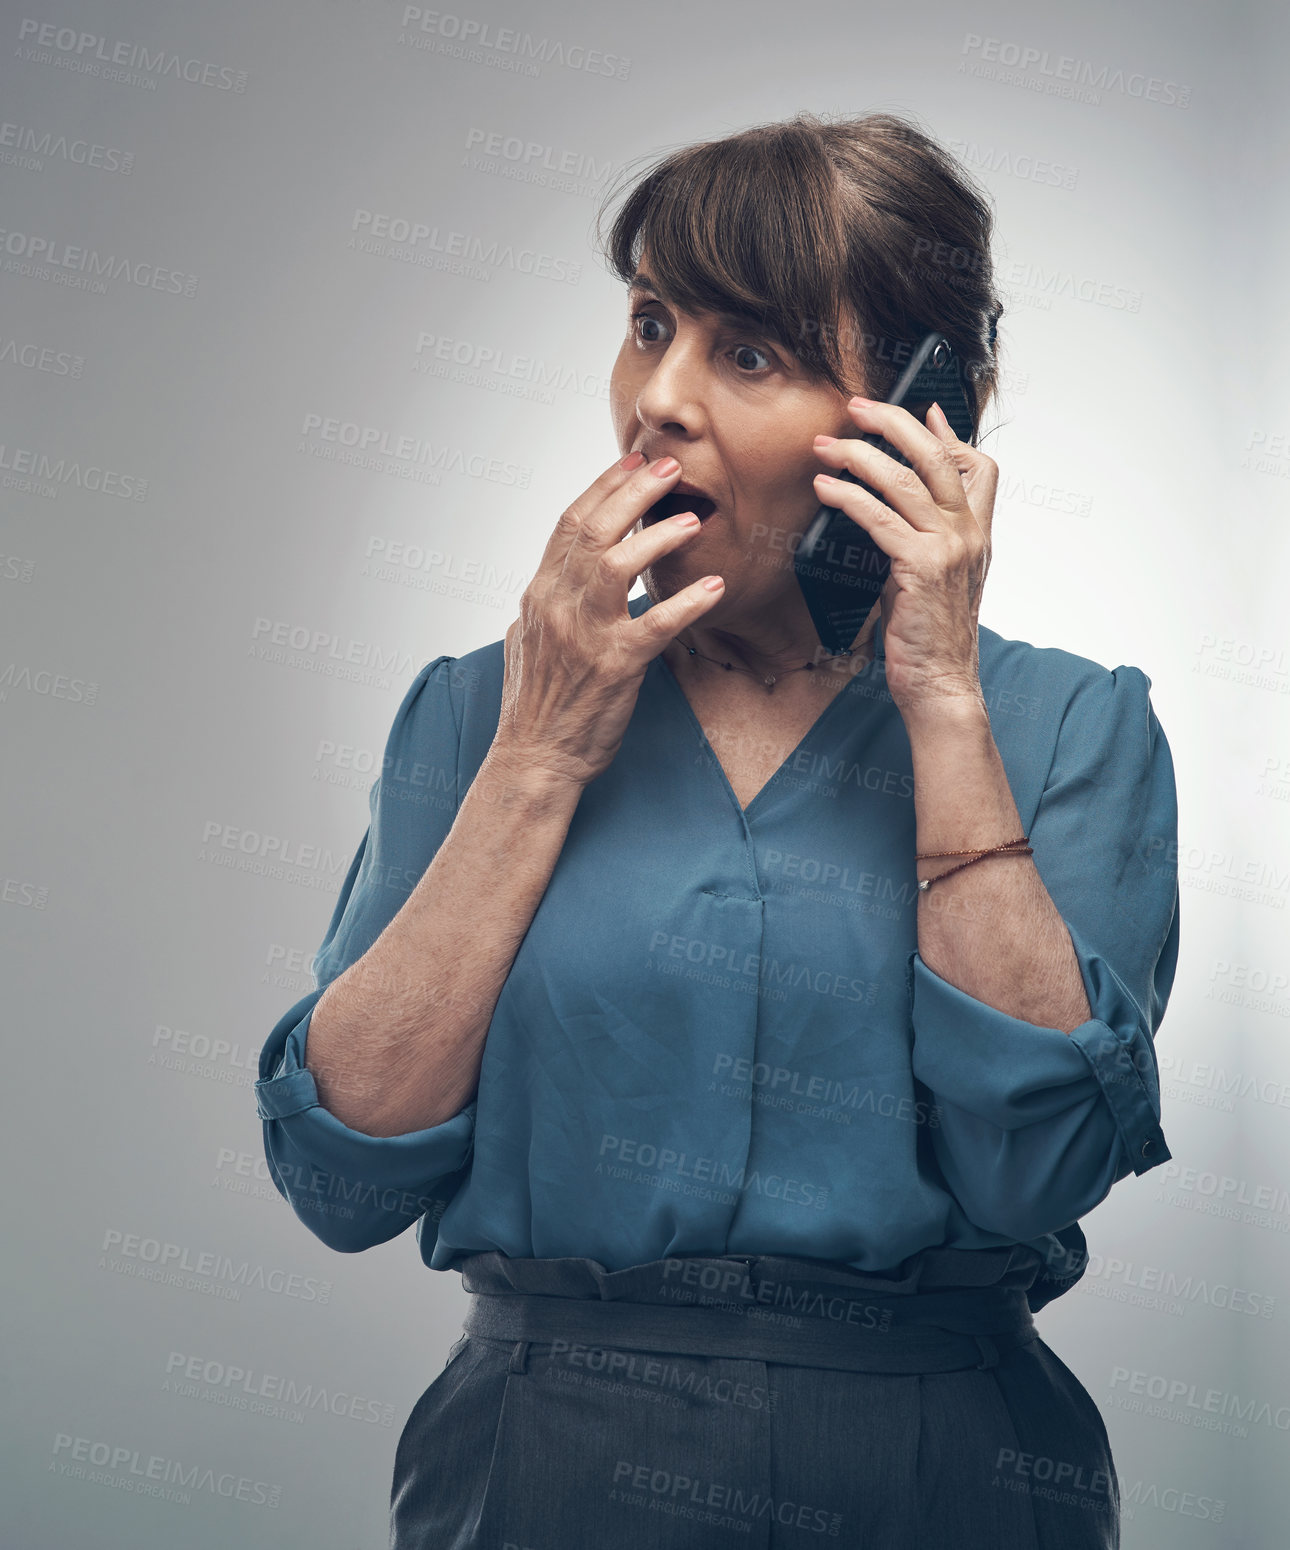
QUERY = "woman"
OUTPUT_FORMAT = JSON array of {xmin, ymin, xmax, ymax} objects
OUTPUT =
[{"xmin": 255, "ymin": 112, "xmax": 1179, "ymax": 1548}]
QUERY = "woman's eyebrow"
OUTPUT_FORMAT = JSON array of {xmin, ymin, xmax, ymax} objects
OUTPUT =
[{"xmin": 626, "ymin": 274, "xmax": 768, "ymax": 330}]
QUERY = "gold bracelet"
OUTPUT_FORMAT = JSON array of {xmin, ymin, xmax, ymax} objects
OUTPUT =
[{"xmin": 916, "ymin": 836, "xmax": 1032, "ymax": 893}]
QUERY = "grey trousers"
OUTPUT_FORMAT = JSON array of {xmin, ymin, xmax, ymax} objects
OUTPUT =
[{"xmin": 390, "ymin": 1252, "xmax": 1118, "ymax": 1549}]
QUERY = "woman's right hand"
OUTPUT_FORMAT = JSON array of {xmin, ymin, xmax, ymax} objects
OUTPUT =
[{"xmin": 489, "ymin": 452, "xmax": 725, "ymax": 789}]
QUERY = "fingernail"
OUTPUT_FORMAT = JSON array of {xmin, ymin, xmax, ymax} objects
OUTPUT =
[
  {"xmin": 849, "ymin": 396, "xmax": 875, "ymax": 407},
  {"xmin": 814, "ymin": 434, "xmax": 837, "ymax": 446},
  {"xmin": 619, "ymin": 450, "xmax": 645, "ymax": 470},
  {"xmin": 652, "ymin": 456, "xmax": 680, "ymax": 477}
]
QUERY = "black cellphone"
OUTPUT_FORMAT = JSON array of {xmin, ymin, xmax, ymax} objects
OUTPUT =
[{"xmin": 794, "ymin": 331, "xmax": 977, "ymax": 656}]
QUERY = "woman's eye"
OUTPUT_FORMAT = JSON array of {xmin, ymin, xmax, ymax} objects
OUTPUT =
[
  {"xmin": 628, "ymin": 310, "xmax": 774, "ymax": 374},
  {"xmin": 731, "ymin": 344, "xmax": 772, "ymax": 373},
  {"xmin": 630, "ymin": 309, "xmax": 668, "ymax": 343}
]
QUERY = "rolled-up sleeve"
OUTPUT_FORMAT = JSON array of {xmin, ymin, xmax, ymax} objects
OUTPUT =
[
  {"xmin": 907, "ymin": 663, "xmax": 1180, "ymax": 1243},
  {"xmin": 254, "ymin": 655, "xmax": 477, "ymax": 1254}
]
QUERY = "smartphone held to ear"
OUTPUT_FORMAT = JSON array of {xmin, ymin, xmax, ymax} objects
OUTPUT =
[{"xmin": 794, "ymin": 332, "xmax": 977, "ymax": 657}]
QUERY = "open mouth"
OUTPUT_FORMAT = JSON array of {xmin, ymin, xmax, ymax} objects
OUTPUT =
[{"xmin": 644, "ymin": 492, "xmax": 717, "ymax": 524}]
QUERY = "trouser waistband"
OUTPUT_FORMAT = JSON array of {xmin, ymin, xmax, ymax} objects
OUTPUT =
[{"xmin": 458, "ymin": 1253, "xmax": 1038, "ymax": 1375}]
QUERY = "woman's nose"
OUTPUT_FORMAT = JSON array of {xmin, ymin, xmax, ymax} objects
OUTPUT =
[{"xmin": 634, "ymin": 348, "xmax": 706, "ymax": 434}]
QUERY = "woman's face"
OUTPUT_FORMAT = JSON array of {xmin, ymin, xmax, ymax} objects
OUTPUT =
[{"xmin": 609, "ymin": 260, "xmax": 865, "ymax": 617}]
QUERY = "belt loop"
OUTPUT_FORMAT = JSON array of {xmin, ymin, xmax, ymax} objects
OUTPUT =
[
  {"xmin": 973, "ymin": 1334, "xmax": 1000, "ymax": 1370},
  {"xmin": 508, "ymin": 1340, "xmax": 530, "ymax": 1375}
]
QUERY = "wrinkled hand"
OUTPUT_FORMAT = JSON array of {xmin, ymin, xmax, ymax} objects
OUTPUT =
[
  {"xmin": 492, "ymin": 450, "xmax": 724, "ymax": 790},
  {"xmin": 812, "ymin": 398, "xmax": 998, "ymax": 720}
]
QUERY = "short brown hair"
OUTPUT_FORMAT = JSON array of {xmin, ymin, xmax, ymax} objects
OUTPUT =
[{"xmin": 596, "ymin": 110, "xmax": 1005, "ymax": 444}]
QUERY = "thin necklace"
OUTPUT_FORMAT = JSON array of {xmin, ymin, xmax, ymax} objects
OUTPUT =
[
  {"xmin": 670, "ymin": 632, "xmax": 829, "ymax": 692},
  {"xmin": 672, "ymin": 626, "xmax": 879, "ymax": 692}
]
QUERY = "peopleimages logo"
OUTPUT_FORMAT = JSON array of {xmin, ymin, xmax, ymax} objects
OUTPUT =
[
  {"xmin": 15, "ymin": 19, "xmax": 248, "ymax": 92},
  {"xmin": 0, "ymin": 226, "xmax": 197, "ymax": 295},
  {"xmin": 0, "ymin": 440, "xmax": 147, "ymax": 498},
  {"xmin": 0, "ymin": 663, "xmax": 99, "ymax": 704},
  {"xmin": 957, "ymin": 33, "xmax": 1190, "ymax": 108},
  {"xmin": 0, "ymin": 333, "xmax": 85, "ymax": 376},
  {"xmin": 51, "ymin": 1433, "xmax": 278, "ymax": 1507},
  {"xmin": 647, "ymin": 931, "xmax": 882, "ymax": 1004},
  {"xmin": 347, "ymin": 210, "xmax": 580, "ymax": 284},
  {"xmin": 246, "ymin": 615, "xmax": 422, "ymax": 693},
  {"xmin": 659, "ymin": 1259, "xmax": 893, "ymax": 1331},
  {"xmin": 99, "ymin": 1229, "xmax": 332, "ymax": 1305},
  {"xmin": 463, "ymin": 127, "xmax": 618, "ymax": 184},
  {"xmin": 947, "ymin": 137, "xmax": 1079, "ymax": 191},
  {"xmin": 412, "ymin": 330, "xmax": 612, "ymax": 402},
  {"xmin": 299, "ymin": 411, "xmax": 533, "ymax": 485},
  {"xmin": 711, "ymin": 1053, "xmax": 939, "ymax": 1130},
  {"xmin": 1080, "ymin": 1253, "xmax": 1274, "ymax": 1318},
  {"xmin": 610, "ymin": 1460, "xmax": 841, "ymax": 1536},
  {"xmin": 0, "ymin": 119, "xmax": 134, "ymax": 173},
  {"xmin": 163, "ymin": 1351, "xmax": 395, "ymax": 1427},
  {"xmin": 1121, "ymin": 1478, "xmax": 1226, "ymax": 1523},
  {"xmin": 1110, "ymin": 1367, "xmax": 1290, "ymax": 1432},
  {"xmin": 597, "ymin": 1134, "xmax": 829, "ymax": 1212},
  {"xmin": 396, "ymin": 9, "xmax": 631, "ymax": 80}
]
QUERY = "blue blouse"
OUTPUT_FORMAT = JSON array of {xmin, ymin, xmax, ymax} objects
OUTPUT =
[{"xmin": 255, "ymin": 592, "xmax": 1179, "ymax": 1307}]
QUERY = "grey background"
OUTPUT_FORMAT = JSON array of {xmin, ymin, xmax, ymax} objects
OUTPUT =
[{"xmin": 2, "ymin": 0, "xmax": 1286, "ymax": 1545}]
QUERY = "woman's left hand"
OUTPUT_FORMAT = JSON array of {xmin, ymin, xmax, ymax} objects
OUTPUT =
[{"xmin": 812, "ymin": 398, "xmax": 998, "ymax": 720}]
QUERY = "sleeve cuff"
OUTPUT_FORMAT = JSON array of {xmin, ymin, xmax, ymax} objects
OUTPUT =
[
  {"xmin": 255, "ymin": 991, "xmax": 476, "ymax": 1195},
  {"xmin": 907, "ymin": 947, "xmax": 1102, "ymax": 1128},
  {"xmin": 1061, "ymin": 916, "xmax": 1171, "ymax": 1176},
  {"xmin": 908, "ymin": 920, "xmax": 1170, "ymax": 1178}
]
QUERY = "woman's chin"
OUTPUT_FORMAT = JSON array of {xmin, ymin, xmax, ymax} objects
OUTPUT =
[{"xmin": 641, "ymin": 549, "xmax": 724, "ymax": 597}]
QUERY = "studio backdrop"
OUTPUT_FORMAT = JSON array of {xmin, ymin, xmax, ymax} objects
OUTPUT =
[{"xmin": 2, "ymin": 2, "xmax": 1287, "ymax": 1547}]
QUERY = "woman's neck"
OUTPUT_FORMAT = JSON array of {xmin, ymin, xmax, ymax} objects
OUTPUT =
[{"xmin": 670, "ymin": 611, "xmax": 879, "ymax": 689}]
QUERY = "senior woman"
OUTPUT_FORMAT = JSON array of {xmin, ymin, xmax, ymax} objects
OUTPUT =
[{"xmin": 255, "ymin": 112, "xmax": 1179, "ymax": 1549}]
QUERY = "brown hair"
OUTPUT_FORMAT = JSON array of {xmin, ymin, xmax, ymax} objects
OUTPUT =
[{"xmin": 595, "ymin": 110, "xmax": 1006, "ymax": 445}]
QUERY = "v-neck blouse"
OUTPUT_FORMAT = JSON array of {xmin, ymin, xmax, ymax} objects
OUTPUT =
[
  {"xmin": 655, "ymin": 636, "xmax": 884, "ymax": 819},
  {"xmin": 255, "ymin": 592, "xmax": 1180, "ymax": 1311}
]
